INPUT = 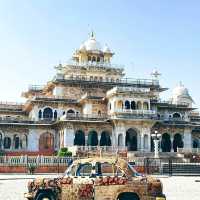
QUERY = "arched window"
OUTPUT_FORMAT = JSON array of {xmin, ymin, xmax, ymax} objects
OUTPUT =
[
  {"xmin": 38, "ymin": 110, "xmax": 42, "ymax": 119},
  {"xmin": 125, "ymin": 100, "xmax": 130, "ymax": 109},
  {"xmin": 173, "ymin": 113, "xmax": 181, "ymax": 119},
  {"xmin": 67, "ymin": 109, "xmax": 75, "ymax": 117},
  {"xmin": 97, "ymin": 57, "xmax": 100, "ymax": 62},
  {"xmin": 4, "ymin": 137, "xmax": 11, "ymax": 149},
  {"xmin": 39, "ymin": 132, "xmax": 54, "ymax": 151},
  {"xmin": 143, "ymin": 102, "xmax": 149, "ymax": 110},
  {"xmin": 131, "ymin": 101, "xmax": 136, "ymax": 110},
  {"xmin": 98, "ymin": 110, "xmax": 101, "ymax": 116},
  {"xmin": 54, "ymin": 110, "xmax": 57, "ymax": 120},
  {"xmin": 14, "ymin": 135, "xmax": 20, "ymax": 149},
  {"xmin": 137, "ymin": 101, "xmax": 142, "ymax": 110},
  {"xmin": 92, "ymin": 56, "xmax": 96, "ymax": 62},
  {"xmin": 88, "ymin": 56, "xmax": 91, "ymax": 61},
  {"xmin": 43, "ymin": 107, "xmax": 53, "ymax": 119},
  {"xmin": 74, "ymin": 130, "xmax": 85, "ymax": 146},
  {"xmin": 63, "ymin": 111, "xmax": 65, "ymax": 115}
]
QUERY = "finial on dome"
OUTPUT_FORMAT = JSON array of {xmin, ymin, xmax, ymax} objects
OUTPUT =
[
  {"xmin": 90, "ymin": 30, "xmax": 95, "ymax": 39},
  {"xmin": 151, "ymin": 68, "xmax": 161, "ymax": 79}
]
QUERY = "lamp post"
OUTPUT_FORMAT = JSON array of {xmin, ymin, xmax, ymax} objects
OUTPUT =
[{"xmin": 151, "ymin": 130, "xmax": 162, "ymax": 158}]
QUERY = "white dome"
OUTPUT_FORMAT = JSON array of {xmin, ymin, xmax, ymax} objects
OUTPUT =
[
  {"xmin": 79, "ymin": 43, "xmax": 86, "ymax": 51},
  {"xmin": 83, "ymin": 37, "xmax": 102, "ymax": 51},
  {"xmin": 103, "ymin": 44, "xmax": 111, "ymax": 53},
  {"xmin": 172, "ymin": 83, "xmax": 189, "ymax": 97}
]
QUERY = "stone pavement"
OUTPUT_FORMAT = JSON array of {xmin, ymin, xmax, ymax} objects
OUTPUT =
[{"xmin": 0, "ymin": 174, "xmax": 200, "ymax": 200}]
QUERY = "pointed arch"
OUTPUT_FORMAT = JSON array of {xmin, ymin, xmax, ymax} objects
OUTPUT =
[
  {"xmin": 143, "ymin": 102, "xmax": 149, "ymax": 110},
  {"xmin": 125, "ymin": 100, "xmax": 130, "ymax": 109},
  {"xmin": 137, "ymin": 101, "xmax": 142, "ymax": 110},
  {"xmin": 39, "ymin": 132, "xmax": 54, "ymax": 151},
  {"xmin": 4, "ymin": 137, "xmax": 11, "ymax": 149},
  {"xmin": 74, "ymin": 130, "xmax": 85, "ymax": 146},
  {"xmin": 131, "ymin": 101, "xmax": 136, "ymax": 110},
  {"xmin": 173, "ymin": 133, "xmax": 184, "ymax": 152},
  {"xmin": 100, "ymin": 131, "xmax": 111, "ymax": 146},
  {"xmin": 87, "ymin": 130, "xmax": 98, "ymax": 146},
  {"xmin": 126, "ymin": 128, "xmax": 138, "ymax": 151},
  {"xmin": 161, "ymin": 133, "xmax": 171, "ymax": 152},
  {"xmin": 43, "ymin": 107, "xmax": 53, "ymax": 119}
]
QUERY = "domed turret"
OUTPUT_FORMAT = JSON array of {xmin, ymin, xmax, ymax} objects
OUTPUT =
[
  {"xmin": 172, "ymin": 82, "xmax": 193, "ymax": 107},
  {"xmin": 79, "ymin": 32, "xmax": 102, "ymax": 52},
  {"xmin": 103, "ymin": 44, "xmax": 111, "ymax": 53}
]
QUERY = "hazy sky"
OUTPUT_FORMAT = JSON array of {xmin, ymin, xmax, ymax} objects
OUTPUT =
[{"xmin": 0, "ymin": 0, "xmax": 199, "ymax": 109}]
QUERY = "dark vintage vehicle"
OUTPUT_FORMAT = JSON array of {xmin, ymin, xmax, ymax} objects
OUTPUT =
[{"xmin": 24, "ymin": 157, "xmax": 166, "ymax": 200}]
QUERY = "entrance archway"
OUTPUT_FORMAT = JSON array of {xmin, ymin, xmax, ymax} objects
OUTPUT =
[
  {"xmin": 87, "ymin": 131, "xmax": 98, "ymax": 146},
  {"xmin": 100, "ymin": 131, "xmax": 111, "ymax": 146},
  {"xmin": 125, "ymin": 128, "xmax": 138, "ymax": 151},
  {"xmin": 161, "ymin": 133, "xmax": 171, "ymax": 152},
  {"xmin": 39, "ymin": 132, "xmax": 54, "ymax": 151},
  {"xmin": 74, "ymin": 130, "xmax": 85, "ymax": 146},
  {"xmin": 173, "ymin": 133, "xmax": 184, "ymax": 152}
]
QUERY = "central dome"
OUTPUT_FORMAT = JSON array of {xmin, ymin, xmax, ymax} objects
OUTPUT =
[{"xmin": 79, "ymin": 32, "xmax": 102, "ymax": 52}]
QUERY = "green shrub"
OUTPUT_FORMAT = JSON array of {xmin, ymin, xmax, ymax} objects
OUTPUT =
[{"xmin": 57, "ymin": 147, "xmax": 72, "ymax": 157}]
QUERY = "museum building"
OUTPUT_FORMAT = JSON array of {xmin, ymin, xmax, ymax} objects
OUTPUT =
[{"xmin": 0, "ymin": 32, "xmax": 200, "ymax": 155}]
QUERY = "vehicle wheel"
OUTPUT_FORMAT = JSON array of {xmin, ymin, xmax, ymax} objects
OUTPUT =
[
  {"xmin": 117, "ymin": 193, "xmax": 140, "ymax": 200},
  {"xmin": 35, "ymin": 192, "xmax": 55, "ymax": 200}
]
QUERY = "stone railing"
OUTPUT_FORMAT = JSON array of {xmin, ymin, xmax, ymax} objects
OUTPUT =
[
  {"xmin": 110, "ymin": 109, "xmax": 156, "ymax": 119},
  {"xmin": 61, "ymin": 113, "xmax": 108, "ymax": 121},
  {"xmin": 177, "ymin": 148, "xmax": 200, "ymax": 154}
]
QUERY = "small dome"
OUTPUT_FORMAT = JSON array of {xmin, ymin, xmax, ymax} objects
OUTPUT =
[
  {"xmin": 103, "ymin": 44, "xmax": 111, "ymax": 53},
  {"xmin": 172, "ymin": 83, "xmax": 189, "ymax": 97},
  {"xmin": 79, "ymin": 43, "xmax": 86, "ymax": 51}
]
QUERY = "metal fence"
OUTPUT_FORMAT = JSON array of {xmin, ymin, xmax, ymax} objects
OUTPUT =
[{"xmin": 132, "ymin": 157, "xmax": 200, "ymax": 176}]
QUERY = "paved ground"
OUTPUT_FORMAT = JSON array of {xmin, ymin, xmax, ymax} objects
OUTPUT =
[{"xmin": 0, "ymin": 174, "xmax": 200, "ymax": 200}]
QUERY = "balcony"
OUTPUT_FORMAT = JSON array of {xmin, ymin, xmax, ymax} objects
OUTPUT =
[
  {"xmin": 107, "ymin": 86, "xmax": 150, "ymax": 96},
  {"xmin": 63, "ymin": 60, "xmax": 125, "ymax": 70},
  {"xmin": 32, "ymin": 95, "xmax": 78, "ymax": 103},
  {"xmin": 110, "ymin": 109, "xmax": 157, "ymax": 120},
  {"xmin": 60, "ymin": 113, "xmax": 108, "ymax": 122},
  {"xmin": 28, "ymin": 85, "xmax": 44, "ymax": 92}
]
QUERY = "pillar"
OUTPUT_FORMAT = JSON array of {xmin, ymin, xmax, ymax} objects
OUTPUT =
[
  {"xmin": 63, "ymin": 128, "xmax": 74, "ymax": 147},
  {"xmin": 184, "ymin": 128, "xmax": 192, "ymax": 149}
]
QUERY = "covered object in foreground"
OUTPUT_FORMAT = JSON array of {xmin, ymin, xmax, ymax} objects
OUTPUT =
[{"xmin": 24, "ymin": 157, "xmax": 166, "ymax": 200}]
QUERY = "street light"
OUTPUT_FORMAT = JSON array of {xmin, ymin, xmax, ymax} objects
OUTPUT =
[{"xmin": 151, "ymin": 130, "xmax": 162, "ymax": 158}]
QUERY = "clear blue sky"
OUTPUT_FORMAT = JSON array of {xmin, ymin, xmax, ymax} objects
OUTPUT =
[{"xmin": 0, "ymin": 0, "xmax": 200, "ymax": 108}]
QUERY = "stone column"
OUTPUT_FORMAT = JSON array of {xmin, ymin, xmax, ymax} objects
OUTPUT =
[
  {"xmin": 184, "ymin": 128, "xmax": 192, "ymax": 150},
  {"xmin": 140, "ymin": 133, "xmax": 144, "ymax": 151},
  {"xmin": 63, "ymin": 128, "xmax": 74, "ymax": 147}
]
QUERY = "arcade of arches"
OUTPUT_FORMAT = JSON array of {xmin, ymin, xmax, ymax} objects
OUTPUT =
[
  {"xmin": 73, "ymin": 130, "xmax": 112, "ymax": 146},
  {"xmin": 159, "ymin": 133, "xmax": 184, "ymax": 152}
]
